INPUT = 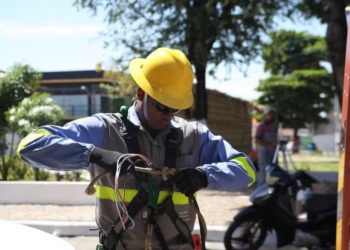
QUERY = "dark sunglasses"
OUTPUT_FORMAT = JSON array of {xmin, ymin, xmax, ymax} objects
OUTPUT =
[{"xmin": 152, "ymin": 100, "xmax": 180, "ymax": 114}]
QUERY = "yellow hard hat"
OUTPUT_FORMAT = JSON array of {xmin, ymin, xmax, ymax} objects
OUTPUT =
[{"xmin": 129, "ymin": 47, "xmax": 194, "ymax": 110}]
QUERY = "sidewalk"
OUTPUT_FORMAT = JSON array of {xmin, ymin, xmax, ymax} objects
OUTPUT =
[
  {"xmin": 0, "ymin": 190, "xmax": 252, "ymax": 226},
  {"xmin": 63, "ymin": 236, "xmax": 305, "ymax": 250},
  {"xmin": 283, "ymin": 153, "xmax": 339, "ymax": 163}
]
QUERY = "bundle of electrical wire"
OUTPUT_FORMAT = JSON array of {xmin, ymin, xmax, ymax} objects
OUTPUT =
[{"xmin": 115, "ymin": 154, "xmax": 150, "ymax": 230}]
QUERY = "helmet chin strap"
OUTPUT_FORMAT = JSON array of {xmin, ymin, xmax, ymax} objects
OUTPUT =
[{"xmin": 142, "ymin": 92, "xmax": 149, "ymax": 122}]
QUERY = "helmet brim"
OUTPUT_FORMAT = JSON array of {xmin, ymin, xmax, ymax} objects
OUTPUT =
[{"xmin": 129, "ymin": 58, "xmax": 193, "ymax": 110}]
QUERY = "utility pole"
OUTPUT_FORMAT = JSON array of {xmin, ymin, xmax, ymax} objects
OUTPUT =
[{"xmin": 336, "ymin": 6, "xmax": 350, "ymax": 250}]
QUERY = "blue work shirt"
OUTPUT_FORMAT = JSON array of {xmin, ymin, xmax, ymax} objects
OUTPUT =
[{"xmin": 18, "ymin": 105, "xmax": 256, "ymax": 191}]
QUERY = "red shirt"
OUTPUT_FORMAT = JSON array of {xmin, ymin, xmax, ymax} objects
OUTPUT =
[{"xmin": 255, "ymin": 121, "xmax": 278, "ymax": 143}]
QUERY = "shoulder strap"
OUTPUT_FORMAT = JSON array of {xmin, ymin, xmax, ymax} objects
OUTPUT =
[
  {"xmin": 119, "ymin": 117, "xmax": 142, "ymax": 154},
  {"xmin": 164, "ymin": 128, "xmax": 179, "ymax": 169}
]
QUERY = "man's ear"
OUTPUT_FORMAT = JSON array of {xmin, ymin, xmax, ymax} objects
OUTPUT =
[{"xmin": 137, "ymin": 88, "xmax": 144, "ymax": 101}]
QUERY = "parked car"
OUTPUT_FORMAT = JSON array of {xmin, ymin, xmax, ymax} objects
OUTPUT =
[{"xmin": 0, "ymin": 220, "xmax": 75, "ymax": 250}]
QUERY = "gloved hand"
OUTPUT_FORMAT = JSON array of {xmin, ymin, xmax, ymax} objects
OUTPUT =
[
  {"xmin": 89, "ymin": 147, "xmax": 148, "ymax": 176},
  {"xmin": 88, "ymin": 147, "xmax": 124, "ymax": 174},
  {"xmin": 173, "ymin": 168, "xmax": 208, "ymax": 197}
]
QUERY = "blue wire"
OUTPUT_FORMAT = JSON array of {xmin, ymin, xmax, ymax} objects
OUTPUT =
[
  {"xmin": 116, "ymin": 192, "xmax": 135, "ymax": 229},
  {"xmin": 115, "ymin": 154, "xmax": 137, "ymax": 229}
]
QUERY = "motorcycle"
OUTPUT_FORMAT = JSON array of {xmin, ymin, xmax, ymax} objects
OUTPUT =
[{"xmin": 224, "ymin": 165, "xmax": 337, "ymax": 250}]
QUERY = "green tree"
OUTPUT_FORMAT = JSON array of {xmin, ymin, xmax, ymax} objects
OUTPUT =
[
  {"xmin": 296, "ymin": 0, "xmax": 348, "ymax": 106},
  {"xmin": 98, "ymin": 64, "xmax": 136, "ymax": 108},
  {"xmin": 0, "ymin": 64, "xmax": 41, "ymax": 135},
  {"xmin": 262, "ymin": 30, "xmax": 326, "ymax": 75},
  {"xmin": 257, "ymin": 70, "xmax": 333, "ymax": 138},
  {"xmin": 256, "ymin": 30, "xmax": 334, "ymax": 138},
  {"xmin": 6, "ymin": 93, "xmax": 65, "ymax": 180},
  {"xmin": 74, "ymin": 0, "xmax": 294, "ymax": 120},
  {"xmin": 0, "ymin": 64, "xmax": 41, "ymax": 180}
]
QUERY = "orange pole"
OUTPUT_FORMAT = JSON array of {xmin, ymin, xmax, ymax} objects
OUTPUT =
[{"xmin": 336, "ymin": 9, "xmax": 350, "ymax": 250}]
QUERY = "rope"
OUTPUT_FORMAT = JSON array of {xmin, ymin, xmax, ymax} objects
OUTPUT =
[
  {"xmin": 85, "ymin": 170, "xmax": 110, "ymax": 195},
  {"xmin": 85, "ymin": 167, "xmax": 176, "ymax": 196},
  {"xmin": 189, "ymin": 195, "xmax": 207, "ymax": 248}
]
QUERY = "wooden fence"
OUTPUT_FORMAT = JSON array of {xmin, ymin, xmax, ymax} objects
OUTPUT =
[{"xmin": 178, "ymin": 89, "xmax": 261, "ymax": 154}]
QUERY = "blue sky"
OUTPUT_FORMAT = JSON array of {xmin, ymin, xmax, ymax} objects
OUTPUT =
[{"xmin": 0, "ymin": 0, "xmax": 328, "ymax": 101}]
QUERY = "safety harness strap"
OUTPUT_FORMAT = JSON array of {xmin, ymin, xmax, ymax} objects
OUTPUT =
[
  {"xmin": 164, "ymin": 128, "xmax": 179, "ymax": 169},
  {"xmin": 161, "ymin": 196, "xmax": 195, "ymax": 248},
  {"xmin": 150, "ymin": 211, "xmax": 170, "ymax": 250},
  {"xmin": 153, "ymin": 226, "xmax": 169, "ymax": 250},
  {"xmin": 118, "ymin": 116, "xmax": 141, "ymax": 177},
  {"xmin": 120, "ymin": 117, "xmax": 141, "ymax": 155},
  {"xmin": 103, "ymin": 189, "xmax": 148, "ymax": 250}
]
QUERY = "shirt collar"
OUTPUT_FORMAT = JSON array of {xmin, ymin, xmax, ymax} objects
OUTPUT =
[
  {"xmin": 127, "ymin": 101, "xmax": 180, "ymax": 128},
  {"xmin": 127, "ymin": 102, "xmax": 141, "ymax": 126}
]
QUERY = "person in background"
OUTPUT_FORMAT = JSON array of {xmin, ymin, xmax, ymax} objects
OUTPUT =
[{"xmin": 255, "ymin": 106, "xmax": 278, "ymax": 186}]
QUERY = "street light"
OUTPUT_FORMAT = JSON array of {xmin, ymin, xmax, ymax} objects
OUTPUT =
[{"xmin": 81, "ymin": 85, "xmax": 88, "ymax": 92}]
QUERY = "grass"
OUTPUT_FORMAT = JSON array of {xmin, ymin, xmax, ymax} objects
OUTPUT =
[
  {"xmin": 290, "ymin": 162, "xmax": 339, "ymax": 172},
  {"xmin": 310, "ymin": 151, "xmax": 324, "ymax": 156}
]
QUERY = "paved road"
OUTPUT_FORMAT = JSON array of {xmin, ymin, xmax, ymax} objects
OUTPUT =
[{"xmin": 62, "ymin": 237, "xmax": 305, "ymax": 250}]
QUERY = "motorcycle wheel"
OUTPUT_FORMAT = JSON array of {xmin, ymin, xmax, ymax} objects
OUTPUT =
[{"xmin": 224, "ymin": 218, "xmax": 267, "ymax": 250}]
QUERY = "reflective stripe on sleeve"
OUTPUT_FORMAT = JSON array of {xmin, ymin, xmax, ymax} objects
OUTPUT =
[
  {"xmin": 230, "ymin": 156, "xmax": 256, "ymax": 187},
  {"xmin": 17, "ymin": 129, "xmax": 51, "ymax": 159}
]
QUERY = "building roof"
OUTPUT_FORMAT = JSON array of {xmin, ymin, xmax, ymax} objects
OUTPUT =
[
  {"xmin": 42, "ymin": 70, "xmax": 104, "ymax": 80},
  {"xmin": 41, "ymin": 70, "xmax": 125, "ymax": 84}
]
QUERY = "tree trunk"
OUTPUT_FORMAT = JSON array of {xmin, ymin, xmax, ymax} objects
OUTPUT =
[
  {"xmin": 293, "ymin": 127, "xmax": 299, "ymax": 142},
  {"xmin": 1, "ymin": 157, "xmax": 8, "ymax": 181},
  {"xmin": 9, "ymin": 131, "xmax": 15, "ymax": 157},
  {"xmin": 35, "ymin": 168, "xmax": 39, "ymax": 181},
  {"xmin": 323, "ymin": 0, "xmax": 347, "ymax": 108},
  {"xmin": 194, "ymin": 65, "xmax": 207, "ymax": 120},
  {"xmin": 2, "ymin": 164, "xmax": 8, "ymax": 181},
  {"xmin": 0, "ymin": 146, "xmax": 8, "ymax": 181}
]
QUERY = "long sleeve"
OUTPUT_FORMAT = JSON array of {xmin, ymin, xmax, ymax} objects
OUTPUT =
[
  {"xmin": 198, "ymin": 124, "xmax": 256, "ymax": 191},
  {"xmin": 17, "ymin": 115, "xmax": 105, "ymax": 171}
]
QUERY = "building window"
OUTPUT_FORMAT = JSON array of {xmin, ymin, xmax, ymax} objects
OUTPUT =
[{"xmin": 52, "ymin": 95, "xmax": 89, "ymax": 117}]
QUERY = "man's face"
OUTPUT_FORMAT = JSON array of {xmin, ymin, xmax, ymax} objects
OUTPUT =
[
  {"xmin": 265, "ymin": 111, "xmax": 275, "ymax": 121},
  {"xmin": 145, "ymin": 95, "xmax": 175, "ymax": 130}
]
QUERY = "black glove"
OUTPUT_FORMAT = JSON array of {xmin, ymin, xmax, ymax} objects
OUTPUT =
[
  {"xmin": 89, "ymin": 147, "xmax": 148, "ymax": 176},
  {"xmin": 88, "ymin": 147, "xmax": 123, "ymax": 173},
  {"xmin": 173, "ymin": 168, "xmax": 208, "ymax": 197}
]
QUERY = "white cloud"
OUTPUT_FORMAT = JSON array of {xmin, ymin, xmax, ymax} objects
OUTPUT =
[{"xmin": 0, "ymin": 21, "xmax": 104, "ymax": 38}]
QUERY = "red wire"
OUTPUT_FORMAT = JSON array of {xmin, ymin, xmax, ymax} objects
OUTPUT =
[{"xmin": 115, "ymin": 154, "xmax": 151, "ymax": 227}]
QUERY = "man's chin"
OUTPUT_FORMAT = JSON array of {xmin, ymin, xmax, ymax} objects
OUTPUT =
[{"xmin": 153, "ymin": 122, "xmax": 169, "ymax": 130}]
